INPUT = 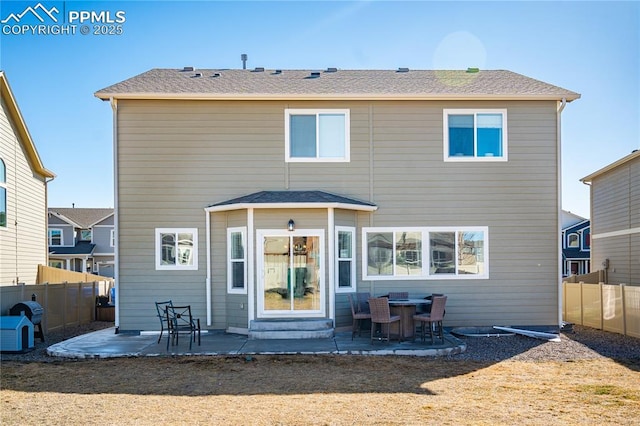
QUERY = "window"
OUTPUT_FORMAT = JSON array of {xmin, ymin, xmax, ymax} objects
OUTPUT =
[
  {"xmin": 110, "ymin": 229, "xmax": 115, "ymax": 247},
  {"xmin": 227, "ymin": 227, "xmax": 247, "ymax": 293},
  {"xmin": 335, "ymin": 226, "xmax": 356, "ymax": 292},
  {"xmin": 567, "ymin": 233, "xmax": 579, "ymax": 248},
  {"xmin": 0, "ymin": 158, "xmax": 6, "ymax": 228},
  {"xmin": 80, "ymin": 230, "xmax": 92, "ymax": 241},
  {"xmin": 49, "ymin": 260, "xmax": 63, "ymax": 269},
  {"xmin": 444, "ymin": 109, "xmax": 507, "ymax": 161},
  {"xmin": 363, "ymin": 227, "xmax": 488, "ymax": 280},
  {"xmin": 49, "ymin": 229, "xmax": 63, "ymax": 246},
  {"xmin": 285, "ymin": 109, "xmax": 350, "ymax": 162},
  {"xmin": 155, "ymin": 228, "xmax": 198, "ymax": 270}
]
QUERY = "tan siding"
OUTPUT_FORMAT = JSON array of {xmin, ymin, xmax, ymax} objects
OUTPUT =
[
  {"xmin": 0, "ymin": 97, "xmax": 47, "ymax": 286},
  {"xmin": 116, "ymin": 98, "xmax": 562, "ymax": 329}
]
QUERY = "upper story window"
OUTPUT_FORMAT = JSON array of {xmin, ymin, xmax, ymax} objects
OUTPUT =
[
  {"xmin": 567, "ymin": 233, "xmax": 579, "ymax": 248},
  {"xmin": 444, "ymin": 109, "xmax": 507, "ymax": 161},
  {"xmin": 0, "ymin": 158, "xmax": 6, "ymax": 228},
  {"xmin": 80, "ymin": 230, "xmax": 92, "ymax": 241},
  {"xmin": 582, "ymin": 229, "xmax": 591, "ymax": 250},
  {"xmin": 285, "ymin": 109, "xmax": 350, "ymax": 162},
  {"xmin": 49, "ymin": 229, "xmax": 63, "ymax": 246},
  {"xmin": 155, "ymin": 228, "xmax": 198, "ymax": 270}
]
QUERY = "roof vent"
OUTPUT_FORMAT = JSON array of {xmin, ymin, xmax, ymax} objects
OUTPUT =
[
  {"xmin": 212, "ymin": 73, "xmax": 221, "ymax": 78},
  {"xmin": 466, "ymin": 67, "xmax": 480, "ymax": 73},
  {"xmin": 241, "ymin": 53, "xmax": 248, "ymax": 70},
  {"xmin": 193, "ymin": 72, "xmax": 203, "ymax": 78},
  {"xmin": 273, "ymin": 69, "xmax": 282, "ymax": 75},
  {"xmin": 182, "ymin": 66, "xmax": 195, "ymax": 72},
  {"xmin": 397, "ymin": 67, "xmax": 409, "ymax": 73},
  {"xmin": 325, "ymin": 67, "xmax": 337, "ymax": 73},
  {"xmin": 310, "ymin": 71, "xmax": 321, "ymax": 78},
  {"xmin": 253, "ymin": 67, "xmax": 265, "ymax": 72}
]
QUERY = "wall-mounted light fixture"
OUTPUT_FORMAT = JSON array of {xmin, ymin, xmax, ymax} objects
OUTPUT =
[{"xmin": 288, "ymin": 219, "xmax": 295, "ymax": 232}]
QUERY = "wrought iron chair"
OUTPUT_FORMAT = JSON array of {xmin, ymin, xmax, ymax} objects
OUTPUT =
[
  {"xmin": 155, "ymin": 300, "xmax": 173, "ymax": 344},
  {"xmin": 413, "ymin": 295, "xmax": 447, "ymax": 344},
  {"xmin": 348, "ymin": 294, "xmax": 371, "ymax": 340},
  {"xmin": 165, "ymin": 305, "xmax": 201, "ymax": 350},
  {"xmin": 369, "ymin": 297, "xmax": 402, "ymax": 343}
]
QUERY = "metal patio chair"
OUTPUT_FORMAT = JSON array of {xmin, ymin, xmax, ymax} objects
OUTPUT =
[
  {"xmin": 155, "ymin": 300, "xmax": 173, "ymax": 344},
  {"xmin": 165, "ymin": 305, "xmax": 201, "ymax": 350}
]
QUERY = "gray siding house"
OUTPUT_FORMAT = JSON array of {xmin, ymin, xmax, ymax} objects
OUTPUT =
[
  {"xmin": 0, "ymin": 71, "xmax": 55, "ymax": 286},
  {"xmin": 581, "ymin": 150, "xmax": 639, "ymax": 285},
  {"xmin": 48, "ymin": 208, "xmax": 115, "ymax": 277},
  {"xmin": 96, "ymin": 68, "xmax": 579, "ymax": 333}
]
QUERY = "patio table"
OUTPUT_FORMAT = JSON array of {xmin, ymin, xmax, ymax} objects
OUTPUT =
[{"xmin": 387, "ymin": 299, "xmax": 431, "ymax": 339}]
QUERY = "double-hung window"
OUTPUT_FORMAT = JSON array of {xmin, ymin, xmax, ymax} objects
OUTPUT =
[
  {"xmin": 444, "ymin": 109, "xmax": 507, "ymax": 161},
  {"xmin": 49, "ymin": 229, "xmax": 63, "ymax": 246},
  {"xmin": 227, "ymin": 227, "xmax": 247, "ymax": 293},
  {"xmin": 155, "ymin": 228, "xmax": 198, "ymax": 270},
  {"xmin": 335, "ymin": 226, "xmax": 356, "ymax": 292},
  {"xmin": 285, "ymin": 109, "xmax": 350, "ymax": 162}
]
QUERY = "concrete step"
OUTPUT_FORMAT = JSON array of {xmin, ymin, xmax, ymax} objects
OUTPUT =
[{"xmin": 249, "ymin": 319, "xmax": 334, "ymax": 340}]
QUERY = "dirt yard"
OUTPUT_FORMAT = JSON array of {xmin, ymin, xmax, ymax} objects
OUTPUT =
[{"xmin": 1, "ymin": 355, "xmax": 639, "ymax": 425}]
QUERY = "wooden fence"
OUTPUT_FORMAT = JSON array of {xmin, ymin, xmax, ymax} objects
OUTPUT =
[
  {"xmin": 36, "ymin": 264, "xmax": 113, "ymax": 286},
  {"xmin": 0, "ymin": 281, "xmax": 114, "ymax": 335},
  {"xmin": 563, "ymin": 281, "xmax": 640, "ymax": 338}
]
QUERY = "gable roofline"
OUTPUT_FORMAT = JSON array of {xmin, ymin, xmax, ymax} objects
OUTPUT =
[
  {"xmin": 48, "ymin": 211, "xmax": 82, "ymax": 228},
  {"xmin": 580, "ymin": 150, "xmax": 640, "ymax": 184},
  {"xmin": 0, "ymin": 71, "xmax": 55, "ymax": 179},
  {"xmin": 88, "ymin": 212, "xmax": 115, "ymax": 228}
]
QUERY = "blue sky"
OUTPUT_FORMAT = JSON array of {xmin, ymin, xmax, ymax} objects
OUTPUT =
[{"xmin": 1, "ymin": 0, "xmax": 638, "ymax": 218}]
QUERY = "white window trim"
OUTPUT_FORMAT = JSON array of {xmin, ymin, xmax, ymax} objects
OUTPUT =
[
  {"xmin": 285, "ymin": 108, "xmax": 350, "ymax": 162},
  {"xmin": 155, "ymin": 228, "xmax": 198, "ymax": 271},
  {"xmin": 49, "ymin": 228, "xmax": 64, "ymax": 246},
  {"xmin": 80, "ymin": 229, "xmax": 92, "ymax": 242},
  {"xmin": 335, "ymin": 226, "xmax": 356, "ymax": 293},
  {"xmin": 362, "ymin": 226, "xmax": 489, "ymax": 281},
  {"xmin": 443, "ymin": 109, "xmax": 508, "ymax": 162},
  {"xmin": 567, "ymin": 233, "xmax": 580, "ymax": 248},
  {"xmin": 227, "ymin": 226, "xmax": 247, "ymax": 294}
]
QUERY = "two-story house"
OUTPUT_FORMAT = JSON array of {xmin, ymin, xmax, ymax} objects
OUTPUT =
[
  {"xmin": 48, "ymin": 207, "xmax": 115, "ymax": 277},
  {"xmin": 95, "ymin": 67, "xmax": 579, "ymax": 334},
  {"xmin": 561, "ymin": 210, "xmax": 590, "ymax": 277},
  {"xmin": 0, "ymin": 71, "xmax": 55, "ymax": 286},
  {"xmin": 581, "ymin": 150, "xmax": 639, "ymax": 285}
]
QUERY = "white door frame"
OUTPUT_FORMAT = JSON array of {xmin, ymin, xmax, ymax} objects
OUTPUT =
[{"xmin": 256, "ymin": 229, "xmax": 326, "ymax": 318}]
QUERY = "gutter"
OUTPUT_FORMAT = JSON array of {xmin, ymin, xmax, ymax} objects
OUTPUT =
[{"xmin": 557, "ymin": 98, "xmax": 567, "ymax": 328}]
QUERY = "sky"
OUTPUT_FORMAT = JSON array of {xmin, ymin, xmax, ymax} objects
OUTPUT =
[{"xmin": 1, "ymin": 0, "xmax": 638, "ymax": 218}]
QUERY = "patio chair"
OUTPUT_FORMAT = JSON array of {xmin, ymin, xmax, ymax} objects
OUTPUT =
[
  {"xmin": 369, "ymin": 297, "xmax": 402, "ymax": 343},
  {"xmin": 413, "ymin": 295, "xmax": 447, "ymax": 344},
  {"xmin": 348, "ymin": 294, "xmax": 371, "ymax": 340},
  {"xmin": 155, "ymin": 300, "xmax": 173, "ymax": 344},
  {"xmin": 356, "ymin": 292, "xmax": 371, "ymax": 314},
  {"xmin": 387, "ymin": 292, "xmax": 408, "ymax": 300},
  {"xmin": 165, "ymin": 305, "xmax": 201, "ymax": 350}
]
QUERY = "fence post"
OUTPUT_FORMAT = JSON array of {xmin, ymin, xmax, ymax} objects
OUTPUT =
[{"xmin": 598, "ymin": 282, "xmax": 604, "ymax": 330}]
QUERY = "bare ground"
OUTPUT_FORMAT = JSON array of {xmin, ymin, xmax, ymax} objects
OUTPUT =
[{"xmin": 1, "ymin": 324, "xmax": 639, "ymax": 425}]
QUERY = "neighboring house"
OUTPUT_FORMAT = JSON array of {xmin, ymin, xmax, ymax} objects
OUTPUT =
[
  {"xmin": 0, "ymin": 71, "xmax": 55, "ymax": 286},
  {"xmin": 95, "ymin": 67, "xmax": 579, "ymax": 333},
  {"xmin": 48, "ymin": 208, "xmax": 115, "ymax": 278},
  {"xmin": 561, "ymin": 210, "xmax": 590, "ymax": 277},
  {"xmin": 581, "ymin": 150, "xmax": 639, "ymax": 285}
]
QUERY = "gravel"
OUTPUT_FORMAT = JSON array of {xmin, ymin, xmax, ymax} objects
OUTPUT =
[{"xmin": 1, "ymin": 322, "xmax": 638, "ymax": 363}]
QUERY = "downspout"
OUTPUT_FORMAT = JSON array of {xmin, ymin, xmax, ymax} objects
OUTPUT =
[
  {"xmin": 110, "ymin": 97, "xmax": 120, "ymax": 331},
  {"xmin": 205, "ymin": 208, "xmax": 211, "ymax": 325},
  {"xmin": 328, "ymin": 207, "xmax": 335, "ymax": 322},
  {"xmin": 557, "ymin": 97, "xmax": 566, "ymax": 328}
]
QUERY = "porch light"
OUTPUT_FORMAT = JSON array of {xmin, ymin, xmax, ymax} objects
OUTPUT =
[{"xmin": 288, "ymin": 219, "xmax": 295, "ymax": 232}]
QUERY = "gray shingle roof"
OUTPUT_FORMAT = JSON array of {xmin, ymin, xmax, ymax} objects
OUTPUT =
[
  {"xmin": 49, "ymin": 208, "xmax": 114, "ymax": 228},
  {"xmin": 208, "ymin": 190, "xmax": 377, "ymax": 211},
  {"xmin": 95, "ymin": 69, "xmax": 580, "ymax": 101}
]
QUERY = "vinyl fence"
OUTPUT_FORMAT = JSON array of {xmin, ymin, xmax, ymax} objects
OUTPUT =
[
  {"xmin": 563, "ymin": 281, "xmax": 640, "ymax": 338},
  {"xmin": 0, "ymin": 281, "xmax": 113, "ymax": 335}
]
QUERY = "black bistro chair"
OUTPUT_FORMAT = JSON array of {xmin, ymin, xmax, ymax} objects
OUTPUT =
[
  {"xmin": 165, "ymin": 305, "xmax": 201, "ymax": 350},
  {"xmin": 155, "ymin": 300, "xmax": 173, "ymax": 344}
]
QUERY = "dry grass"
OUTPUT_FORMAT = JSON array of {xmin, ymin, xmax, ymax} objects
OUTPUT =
[{"xmin": 2, "ymin": 355, "xmax": 639, "ymax": 425}]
